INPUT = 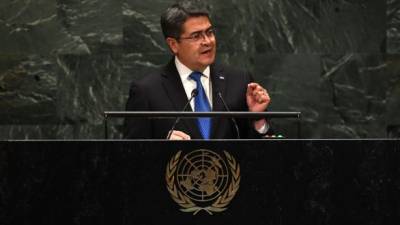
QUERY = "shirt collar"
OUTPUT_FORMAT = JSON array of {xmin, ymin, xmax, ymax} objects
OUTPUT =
[{"xmin": 175, "ymin": 57, "xmax": 210, "ymax": 81}]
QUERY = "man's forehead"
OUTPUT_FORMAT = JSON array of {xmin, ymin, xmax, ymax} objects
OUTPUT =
[{"xmin": 182, "ymin": 16, "xmax": 212, "ymax": 33}]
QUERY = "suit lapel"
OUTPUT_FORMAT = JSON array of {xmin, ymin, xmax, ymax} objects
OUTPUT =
[
  {"xmin": 210, "ymin": 64, "xmax": 226, "ymax": 139},
  {"xmin": 161, "ymin": 59, "xmax": 202, "ymax": 139}
]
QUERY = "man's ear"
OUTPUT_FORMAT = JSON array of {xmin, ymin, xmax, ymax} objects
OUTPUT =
[{"xmin": 166, "ymin": 37, "xmax": 179, "ymax": 54}]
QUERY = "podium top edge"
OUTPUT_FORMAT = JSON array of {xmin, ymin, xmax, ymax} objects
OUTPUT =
[{"xmin": 103, "ymin": 111, "xmax": 301, "ymax": 118}]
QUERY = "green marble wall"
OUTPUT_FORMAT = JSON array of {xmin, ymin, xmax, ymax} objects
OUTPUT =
[{"xmin": 0, "ymin": 0, "xmax": 399, "ymax": 139}]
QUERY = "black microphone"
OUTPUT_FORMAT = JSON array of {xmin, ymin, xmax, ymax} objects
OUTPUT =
[
  {"xmin": 217, "ymin": 92, "xmax": 240, "ymax": 139},
  {"xmin": 166, "ymin": 89, "xmax": 198, "ymax": 139}
]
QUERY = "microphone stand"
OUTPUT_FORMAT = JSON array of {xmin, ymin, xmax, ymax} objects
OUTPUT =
[{"xmin": 166, "ymin": 89, "xmax": 198, "ymax": 139}]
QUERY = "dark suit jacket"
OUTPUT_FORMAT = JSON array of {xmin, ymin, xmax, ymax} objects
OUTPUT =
[{"xmin": 123, "ymin": 59, "xmax": 265, "ymax": 139}]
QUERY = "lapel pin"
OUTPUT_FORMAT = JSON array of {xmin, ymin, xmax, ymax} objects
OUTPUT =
[{"xmin": 219, "ymin": 76, "xmax": 225, "ymax": 80}]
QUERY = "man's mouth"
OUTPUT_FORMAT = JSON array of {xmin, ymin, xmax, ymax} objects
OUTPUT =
[{"xmin": 201, "ymin": 49, "xmax": 212, "ymax": 55}]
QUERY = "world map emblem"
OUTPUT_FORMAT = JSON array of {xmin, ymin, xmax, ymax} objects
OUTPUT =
[{"xmin": 166, "ymin": 149, "xmax": 240, "ymax": 215}]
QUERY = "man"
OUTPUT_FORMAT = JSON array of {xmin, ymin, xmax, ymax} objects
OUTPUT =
[{"xmin": 124, "ymin": 0, "xmax": 271, "ymax": 140}]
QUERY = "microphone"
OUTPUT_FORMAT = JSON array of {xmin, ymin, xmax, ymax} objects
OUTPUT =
[
  {"xmin": 217, "ymin": 92, "xmax": 240, "ymax": 139},
  {"xmin": 166, "ymin": 89, "xmax": 198, "ymax": 139}
]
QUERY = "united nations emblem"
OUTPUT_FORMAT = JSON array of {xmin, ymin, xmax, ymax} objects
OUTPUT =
[{"xmin": 166, "ymin": 149, "xmax": 240, "ymax": 215}]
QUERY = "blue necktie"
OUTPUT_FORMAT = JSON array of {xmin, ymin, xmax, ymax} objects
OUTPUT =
[{"xmin": 189, "ymin": 72, "xmax": 211, "ymax": 139}]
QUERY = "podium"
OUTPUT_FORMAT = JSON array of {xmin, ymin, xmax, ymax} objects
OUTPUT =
[{"xmin": 1, "ymin": 139, "xmax": 399, "ymax": 225}]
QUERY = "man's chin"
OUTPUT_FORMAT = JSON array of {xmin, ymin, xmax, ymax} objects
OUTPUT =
[{"xmin": 200, "ymin": 56, "xmax": 215, "ymax": 66}]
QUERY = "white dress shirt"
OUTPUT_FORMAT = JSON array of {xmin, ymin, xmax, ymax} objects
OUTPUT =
[{"xmin": 175, "ymin": 57, "xmax": 212, "ymax": 110}]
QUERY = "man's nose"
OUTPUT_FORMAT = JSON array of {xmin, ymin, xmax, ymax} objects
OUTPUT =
[{"xmin": 201, "ymin": 33, "xmax": 212, "ymax": 45}]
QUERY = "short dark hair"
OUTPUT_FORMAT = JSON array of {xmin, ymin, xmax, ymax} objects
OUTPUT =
[{"xmin": 160, "ymin": 0, "xmax": 211, "ymax": 39}]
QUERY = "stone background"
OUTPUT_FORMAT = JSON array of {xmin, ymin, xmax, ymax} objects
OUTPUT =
[{"xmin": 0, "ymin": 0, "xmax": 399, "ymax": 139}]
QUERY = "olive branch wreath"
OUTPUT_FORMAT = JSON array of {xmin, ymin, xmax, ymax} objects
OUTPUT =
[{"xmin": 166, "ymin": 150, "xmax": 240, "ymax": 215}]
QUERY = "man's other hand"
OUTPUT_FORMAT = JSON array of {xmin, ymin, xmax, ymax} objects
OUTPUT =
[{"xmin": 168, "ymin": 130, "xmax": 191, "ymax": 140}]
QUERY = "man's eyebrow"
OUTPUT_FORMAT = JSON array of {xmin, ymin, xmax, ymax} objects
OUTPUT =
[{"xmin": 188, "ymin": 26, "xmax": 213, "ymax": 35}]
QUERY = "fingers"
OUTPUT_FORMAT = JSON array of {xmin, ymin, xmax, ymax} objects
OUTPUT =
[
  {"xmin": 248, "ymin": 83, "xmax": 265, "ymax": 94},
  {"xmin": 247, "ymin": 83, "xmax": 270, "ymax": 104},
  {"xmin": 168, "ymin": 130, "xmax": 191, "ymax": 140},
  {"xmin": 246, "ymin": 83, "xmax": 256, "ymax": 96},
  {"xmin": 255, "ymin": 93, "xmax": 269, "ymax": 104}
]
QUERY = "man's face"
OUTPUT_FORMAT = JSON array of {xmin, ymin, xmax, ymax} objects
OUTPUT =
[{"xmin": 167, "ymin": 16, "xmax": 216, "ymax": 72}]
